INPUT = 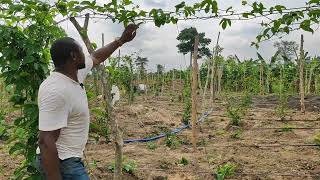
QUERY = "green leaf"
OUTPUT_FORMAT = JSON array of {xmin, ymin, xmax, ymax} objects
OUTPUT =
[
  {"xmin": 274, "ymin": 5, "xmax": 286, "ymax": 14},
  {"xmin": 9, "ymin": 142, "xmax": 25, "ymax": 155},
  {"xmin": 242, "ymin": 1, "xmax": 247, "ymax": 5},
  {"xmin": 300, "ymin": 20, "xmax": 314, "ymax": 33},
  {"xmin": 219, "ymin": 18, "xmax": 231, "ymax": 29},
  {"xmin": 175, "ymin": 1, "xmax": 185, "ymax": 12}
]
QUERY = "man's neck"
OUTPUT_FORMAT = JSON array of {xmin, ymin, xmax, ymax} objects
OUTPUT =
[{"xmin": 55, "ymin": 68, "xmax": 79, "ymax": 82}]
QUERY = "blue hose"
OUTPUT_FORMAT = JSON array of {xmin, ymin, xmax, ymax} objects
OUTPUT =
[{"xmin": 123, "ymin": 109, "xmax": 213, "ymax": 144}]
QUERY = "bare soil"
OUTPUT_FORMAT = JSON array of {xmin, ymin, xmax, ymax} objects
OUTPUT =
[{"xmin": 0, "ymin": 91, "xmax": 320, "ymax": 180}]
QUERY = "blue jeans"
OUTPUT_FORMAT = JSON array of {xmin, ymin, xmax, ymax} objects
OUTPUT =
[{"xmin": 36, "ymin": 155, "xmax": 90, "ymax": 180}]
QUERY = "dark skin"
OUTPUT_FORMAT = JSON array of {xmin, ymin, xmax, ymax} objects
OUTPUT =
[{"xmin": 38, "ymin": 24, "xmax": 138, "ymax": 180}]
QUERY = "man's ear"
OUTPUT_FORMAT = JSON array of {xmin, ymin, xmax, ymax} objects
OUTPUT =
[{"xmin": 70, "ymin": 51, "xmax": 77, "ymax": 61}]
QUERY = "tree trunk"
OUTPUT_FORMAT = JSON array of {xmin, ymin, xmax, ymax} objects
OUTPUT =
[
  {"xmin": 299, "ymin": 34, "xmax": 305, "ymax": 113},
  {"xmin": 191, "ymin": 35, "xmax": 200, "ymax": 151}
]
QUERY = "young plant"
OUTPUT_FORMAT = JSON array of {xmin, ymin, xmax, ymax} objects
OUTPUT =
[
  {"xmin": 275, "ymin": 94, "xmax": 288, "ymax": 121},
  {"xmin": 182, "ymin": 80, "xmax": 191, "ymax": 125},
  {"xmin": 280, "ymin": 124, "xmax": 294, "ymax": 132},
  {"xmin": 313, "ymin": 133, "xmax": 320, "ymax": 146},
  {"xmin": 108, "ymin": 157, "xmax": 137, "ymax": 174},
  {"xmin": 230, "ymin": 129, "xmax": 242, "ymax": 139},
  {"xmin": 215, "ymin": 163, "xmax": 237, "ymax": 180},
  {"xmin": 225, "ymin": 97, "xmax": 243, "ymax": 126},
  {"xmin": 177, "ymin": 157, "xmax": 189, "ymax": 166},
  {"xmin": 146, "ymin": 142, "xmax": 157, "ymax": 150},
  {"xmin": 164, "ymin": 134, "xmax": 180, "ymax": 149}
]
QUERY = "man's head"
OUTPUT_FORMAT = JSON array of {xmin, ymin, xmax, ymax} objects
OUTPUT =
[{"xmin": 50, "ymin": 37, "xmax": 86, "ymax": 70}]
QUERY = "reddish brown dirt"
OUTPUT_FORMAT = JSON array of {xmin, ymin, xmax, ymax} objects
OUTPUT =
[{"xmin": 0, "ymin": 93, "xmax": 320, "ymax": 180}]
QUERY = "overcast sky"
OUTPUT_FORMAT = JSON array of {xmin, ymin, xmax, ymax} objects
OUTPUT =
[{"xmin": 58, "ymin": 0, "xmax": 320, "ymax": 72}]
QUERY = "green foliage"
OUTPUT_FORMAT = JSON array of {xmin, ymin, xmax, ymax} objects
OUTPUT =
[
  {"xmin": 0, "ymin": 3, "xmax": 66, "ymax": 177},
  {"xmin": 164, "ymin": 134, "xmax": 180, "ymax": 149},
  {"xmin": 146, "ymin": 142, "xmax": 157, "ymax": 150},
  {"xmin": 182, "ymin": 82, "xmax": 191, "ymax": 125},
  {"xmin": 177, "ymin": 157, "xmax": 189, "ymax": 166},
  {"xmin": 281, "ymin": 124, "xmax": 294, "ymax": 132},
  {"xmin": 215, "ymin": 163, "xmax": 237, "ymax": 180},
  {"xmin": 176, "ymin": 27, "xmax": 212, "ymax": 62},
  {"xmin": 108, "ymin": 157, "xmax": 137, "ymax": 174},
  {"xmin": 314, "ymin": 132, "xmax": 320, "ymax": 146},
  {"xmin": 275, "ymin": 94, "xmax": 288, "ymax": 121},
  {"xmin": 90, "ymin": 107, "xmax": 110, "ymax": 141},
  {"xmin": 225, "ymin": 97, "xmax": 243, "ymax": 126},
  {"xmin": 230, "ymin": 129, "xmax": 242, "ymax": 139}
]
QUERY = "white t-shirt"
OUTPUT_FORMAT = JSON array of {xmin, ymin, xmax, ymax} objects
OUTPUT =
[{"xmin": 38, "ymin": 56, "xmax": 93, "ymax": 160}]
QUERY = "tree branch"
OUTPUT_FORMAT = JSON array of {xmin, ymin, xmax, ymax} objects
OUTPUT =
[
  {"xmin": 70, "ymin": 16, "xmax": 94, "ymax": 54},
  {"xmin": 84, "ymin": 13, "xmax": 90, "ymax": 30}
]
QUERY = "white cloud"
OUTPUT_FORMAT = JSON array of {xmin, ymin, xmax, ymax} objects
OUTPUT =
[{"xmin": 57, "ymin": 0, "xmax": 319, "ymax": 71}]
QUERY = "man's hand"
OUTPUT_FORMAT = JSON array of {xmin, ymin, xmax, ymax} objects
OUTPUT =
[
  {"xmin": 91, "ymin": 23, "xmax": 139, "ymax": 67},
  {"xmin": 119, "ymin": 24, "xmax": 138, "ymax": 45}
]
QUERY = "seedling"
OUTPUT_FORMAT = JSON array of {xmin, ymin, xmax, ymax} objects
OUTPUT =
[
  {"xmin": 146, "ymin": 142, "xmax": 157, "ymax": 150},
  {"xmin": 230, "ymin": 129, "xmax": 242, "ymax": 139},
  {"xmin": 215, "ymin": 163, "xmax": 237, "ymax": 180},
  {"xmin": 108, "ymin": 157, "xmax": 137, "ymax": 174},
  {"xmin": 225, "ymin": 97, "xmax": 243, "ymax": 126},
  {"xmin": 177, "ymin": 157, "xmax": 189, "ymax": 166},
  {"xmin": 314, "ymin": 133, "xmax": 320, "ymax": 146},
  {"xmin": 165, "ymin": 134, "xmax": 180, "ymax": 149},
  {"xmin": 275, "ymin": 94, "xmax": 288, "ymax": 121},
  {"xmin": 280, "ymin": 124, "xmax": 294, "ymax": 132}
]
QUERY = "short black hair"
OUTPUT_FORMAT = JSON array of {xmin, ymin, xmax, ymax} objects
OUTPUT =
[{"xmin": 50, "ymin": 37, "xmax": 80, "ymax": 67}]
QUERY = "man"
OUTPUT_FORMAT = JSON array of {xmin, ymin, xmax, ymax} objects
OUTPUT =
[{"xmin": 37, "ymin": 24, "xmax": 138, "ymax": 180}]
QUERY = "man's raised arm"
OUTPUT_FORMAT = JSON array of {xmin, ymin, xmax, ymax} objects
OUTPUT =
[{"xmin": 91, "ymin": 24, "xmax": 138, "ymax": 67}]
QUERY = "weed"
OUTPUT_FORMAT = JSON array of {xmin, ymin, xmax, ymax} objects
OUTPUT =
[
  {"xmin": 241, "ymin": 93, "xmax": 252, "ymax": 108},
  {"xmin": 230, "ymin": 129, "xmax": 242, "ymax": 139},
  {"xmin": 313, "ymin": 133, "xmax": 320, "ymax": 146},
  {"xmin": 225, "ymin": 97, "xmax": 247, "ymax": 126},
  {"xmin": 146, "ymin": 142, "xmax": 157, "ymax": 150},
  {"xmin": 164, "ymin": 134, "xmax": 180, "ymax": 149},
  {"xmin": 108, "ymin": 157, "xmax": 137, "ymax": 174},
  {"xmin": 280, "ymin": 124, "xmax": 294, "ymax": 132},
  {"xmin": 215, "ymin": 130, "xmax": 226, "ymax": 136},
  {"xmin": 159, "ymin": 160, "xmax": 171, "ymax": 170},
  {"xmin": 215, "ymin": 163, "xmax": 237, "ymax": 180},
  {"xmin": 177, "ymin": 157, "xmax": 189, "ymax": 166},
  {"xmin": 275, "ymin": 94, "xmax": 288, "ymax": 121}
]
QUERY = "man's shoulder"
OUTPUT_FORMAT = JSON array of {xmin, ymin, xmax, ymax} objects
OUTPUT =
[{"xmin": 39, "ymin": 73, "xmax": 67, "ymax": 96}]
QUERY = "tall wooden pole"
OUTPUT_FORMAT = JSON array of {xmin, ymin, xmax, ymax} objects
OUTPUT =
[
  {"xmin": 210, "ymin": 32, "xmax": 221, "ymax": 103},
  {"xmin": 191, "ymin": 35, "xmax": 200, "ymax": 151},
  {"xmin": 299, "ymin": 34, "xmax": 305, "ymax": 113}
]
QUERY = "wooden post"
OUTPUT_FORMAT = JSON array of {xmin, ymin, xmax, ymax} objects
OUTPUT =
[
  {"xmin": 260, "ymin": 61, "xmax": 264, "ymax": 95},
  {"xmin": 191, "ymin": 35, "xmax": 200, "ymax": 151},
  {"xmin": 299, "ymin": 34, "xmax": 305, "ymax": 113},
  {"xmin": 210, "ymin": 32, "xmax": 220, "ymax": 103}
]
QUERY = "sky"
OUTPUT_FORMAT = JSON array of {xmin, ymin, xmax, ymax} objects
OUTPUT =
[{"xmin": 58, "ymin": 0, "xmax": 320, "ymax": 72}]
